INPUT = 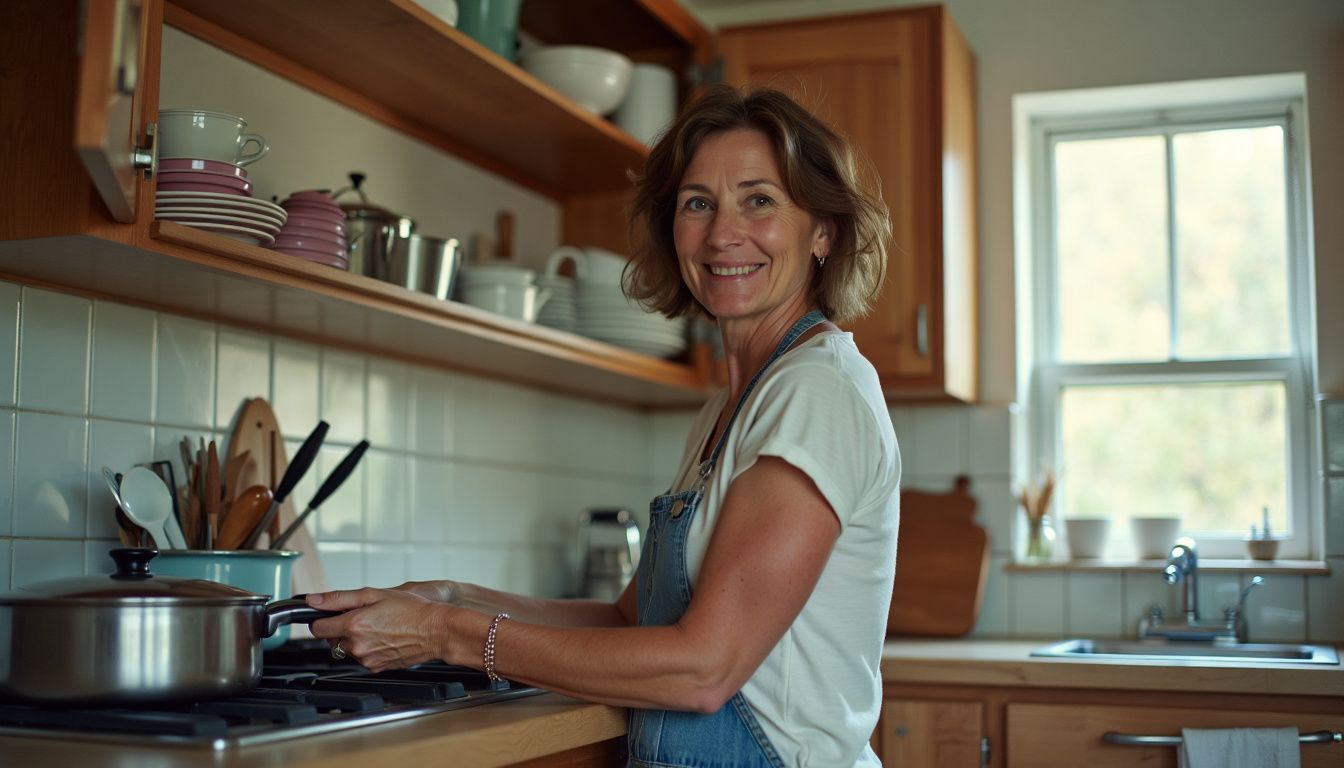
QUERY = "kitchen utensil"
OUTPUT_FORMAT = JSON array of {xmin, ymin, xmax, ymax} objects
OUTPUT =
[
  {"xmin": 331, "ymin": 172, "xmax": 415, "ymax": 279},
  {"xmin": 226, "ymin": 399, "xmax": 332, "ymax": 602},
  {"xmin": 146, "ymin": 460, "xmax": 181, "ymax": 532},
  {"xmin": 204, "ymin": 440, "xmax": 220, "ymax": 550},
  {"xmin": 114, "ymin": 506, "xmax": 143, "ymax": 547},
  {"xmin": 151, "ymin": 547, "xmax": 303, "ymax": 650},
  {"xmin": 240, "ymin": 420, "xmax": 330, "ymax": 549},
  {"xmin": 216, "ymin": 485, "xmax": 275, "ymax": 550},
  {"xmin": 101, "ymin": 465, "xmax": 127, "ymax": 509},
  {"xmin": 576, "ymin": 508, "xmax": 640, "ymax": 601},
  {"xmin": 223, "ymin": 448, "xmax": 250, "ymax": 508},
  {"xmin": 271, "ymin": 440, "xmax": 370, "ymax": 550},
  {"xmin": 887, "ymin": 476, "xmax": 989, "ymax": 637},
  {"xmin": 119, "ymin": 466, "xmax": 188, "ymax": 550},
  {"xmin": 0, "ymin": 548, "xmax": 333, "ymax": 704},
  {"xmin": 385, "ymin": 234, "xmax": 462, "ymax": 300}
]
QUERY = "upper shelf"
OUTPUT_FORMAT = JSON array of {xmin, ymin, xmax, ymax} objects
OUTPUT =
[
  {"xmin": 0, "ymin": 225, "xmax": 710, "ymax": 407},
  {"xmin": 162, "ymin": 0, "xmax": 689, "ymax": 199}
]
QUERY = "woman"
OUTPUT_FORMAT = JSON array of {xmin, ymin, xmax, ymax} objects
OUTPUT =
[{"xmin": 307, "ymin": 84, "xmax": 900, "ymax": 767}]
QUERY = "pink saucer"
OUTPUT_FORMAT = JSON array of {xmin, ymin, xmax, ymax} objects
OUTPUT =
[{"xmin": 159, "ymin": 158, "xmax": 249, "ymax": 178}]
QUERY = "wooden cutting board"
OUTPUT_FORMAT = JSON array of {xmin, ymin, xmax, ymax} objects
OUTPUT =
[
  {"xmin": 888, "ymin": 475, "xmax": 990, "ymax": 637},
  {"xmin": 226, "ymin": 398, "xmax": 331, "ymax": 610}
]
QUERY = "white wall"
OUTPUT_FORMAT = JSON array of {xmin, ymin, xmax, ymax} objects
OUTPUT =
[{"xmin": 687, "ymin": 0, "xmax": 1344, "ymax": 401}]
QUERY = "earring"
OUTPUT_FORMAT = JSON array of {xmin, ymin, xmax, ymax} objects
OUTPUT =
[{"xmin": 816, "ymin": 255, "xmax": 827, "ymax": 268}]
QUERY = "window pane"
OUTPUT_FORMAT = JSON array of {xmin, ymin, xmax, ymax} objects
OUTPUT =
[
  {"xmin": 1060, "ymin": 382, "xmax": 1288, "ymax": 540},
  {"xmin": 1055, "ymin": 136, "xmax": 1169, "ymax": 362},
  {"xmin": 1174, "ymin": 126, "xmax": 1290, "ymax": 358}
]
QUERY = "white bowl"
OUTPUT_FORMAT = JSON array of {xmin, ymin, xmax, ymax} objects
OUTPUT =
[
  {"xmin": 1131, "ymin": 517, "xmax": 1183, "ymax": 559},
  {"xmin": 522, "ymin": 46, "xmax": 633, "ymax": 116},
  {"xmin": 1064, "ymin": 518, "xmax": 1110, "ymax": 559}
]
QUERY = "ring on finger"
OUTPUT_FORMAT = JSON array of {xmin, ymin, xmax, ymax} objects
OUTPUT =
[{"xmin": 331, "ymin": 640, "xmax": 347, "ymax": 660}]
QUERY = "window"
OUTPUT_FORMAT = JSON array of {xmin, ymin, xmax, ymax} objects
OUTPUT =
[{"xmin": 1016, "ymin": 75, "xmax": 1317, "ymax": 560}]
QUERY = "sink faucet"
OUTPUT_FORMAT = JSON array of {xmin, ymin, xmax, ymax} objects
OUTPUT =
[
  {"xmin": 1163, "ymin": 538, "xmax": 1200, "ymax": 625},
  {"xmin": 1139, "ymin": 538, "xmax": 1262, "ymax": 642}
]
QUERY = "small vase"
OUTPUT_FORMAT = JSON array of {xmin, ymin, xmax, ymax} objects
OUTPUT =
[{"xmin": 1024, "ymin": 515, "xmax": 1056, "ymax": 563}]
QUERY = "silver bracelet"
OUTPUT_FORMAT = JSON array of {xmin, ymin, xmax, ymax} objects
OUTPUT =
[{"xmin": 483, "ymin": 612, "xmax": 510, "ymax": 682}]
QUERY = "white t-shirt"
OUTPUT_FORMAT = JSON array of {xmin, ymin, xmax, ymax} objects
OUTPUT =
[{"xmin": 665, "ymin": 331, "xmax": 901, "ymax": 767}]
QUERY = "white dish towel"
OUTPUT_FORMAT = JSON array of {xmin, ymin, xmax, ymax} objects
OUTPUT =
[{"xmin": 1179, "ymin": 727, "xmax": 1301, "ymax": 768}]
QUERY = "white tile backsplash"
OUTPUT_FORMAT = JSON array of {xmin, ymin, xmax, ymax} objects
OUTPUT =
[
  {"xmin": 0, "ymin": 539, "xmax": 11, "ymax": 591},
  {"xmin": 967, "ymin": 406, "xmax": 1011, "ymax": 477},
  {"xmin": 216, "ymin": 328, "xmax": 271, "ymax": 431},
  {"xmin": 367, "ymin": 360, "xmax": 409, "ymax": 451},
  {"xmin": 17, "ymin": 287, "xmax": 90, "ymax": 414},
  {"xmin": 0, "ymin": 410, "xmax": 12, "ymax": 535},
  {"xmin": 272, "ymin": 339, "xmax": 320, "ymax": 436},
  {"xmin": 11, "ymin": 538, "xmax": 85, "ymax": 587},
  {"xmin": 1327, "ymin": 476, "xmax": 1344, "ymax": 558},
  {"xmin": 320, "ymin": 349, "xmax": 365, "ymax": 444},
  {"xmin": 13, "ymin": 412, "xmax": 87, "ymax": 538},
  {"xmin": 1066, "ymin": 572, "xmax": 1124, "ymax": 638},
  {"xmin": 410, "ymin": 367, "xmax": 454, "ymax": 457},
  {"xmin": 0, "ymin": 281, "xmax": 17, "ymax": 407},
  {"xmin": 908, "ymin": 406, "xmax": 968, "ymax": 476},
  {"xmin": 156, "ymin": 315, "xmax": 216, "ymax": 427},
  {"xmin": 1323, "ymin": 399, "xmax": 1344, "ymax": 474},
  {"xmin": 90, "ymin": 302, "xmax": 155, "ymax": 421},
  {"xmin": 1009, "ymin": 570, "xmax": 1065, "ymax": 637},
  {"xmin": 1307, "ymin": 557, "xmax": 1344, "ymax": 641},
  {"xmin": 363, "ymin": 543, "xmax": 410, "ymax": 588},
  {"xmin": 1244, "ymin": 573, "xmax": 1307, "ymax": 643},
  {"xmin": 312, "ymin": 443, "xmax": 366, "ymax": 541},
  {"xmin": 364, "ymin": 450, "xmax": 408, "ymax": 543},
  {"xmin": 410, "ymin": 456, "xmax": 451, "ymax": 544}
]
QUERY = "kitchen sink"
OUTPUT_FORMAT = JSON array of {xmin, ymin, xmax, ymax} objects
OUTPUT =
[{"xmin": 1031, "ymin": 638, "xmax": 1340, "ymax": 665}]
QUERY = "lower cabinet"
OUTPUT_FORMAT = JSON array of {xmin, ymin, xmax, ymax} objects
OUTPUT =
[
  {"xmin": 882, "ymin": 685, "xmax": 1344, "ymax": 768},
  {"xmin": 1007, "ymin": 703, "xmax": 1344, "ymax": 768},
  {"xmin": 879, "ymin": 699, "xmax": 984, "ymax": 766}
]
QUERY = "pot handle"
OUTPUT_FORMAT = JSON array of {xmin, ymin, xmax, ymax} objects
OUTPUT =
[{"xmin": 264, "ymin": 597, "xmax": 340, "ymax": 637}]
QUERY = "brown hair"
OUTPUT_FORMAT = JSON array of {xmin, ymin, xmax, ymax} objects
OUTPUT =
[{"xmin": 625, "ymin": 84, "xmax": 890, "ymax": 324}]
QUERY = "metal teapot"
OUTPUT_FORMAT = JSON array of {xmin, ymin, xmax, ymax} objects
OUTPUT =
[
  {"xmin": 577, "ymin": 508, "xmax": 641, "ymax": 601},
  {"xmin": 331, "ymin": 171, "xmax": 415, "ymax": 280}
]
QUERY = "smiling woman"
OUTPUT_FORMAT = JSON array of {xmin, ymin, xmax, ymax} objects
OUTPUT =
[{"xmin": 303, "ymin": 86, "xmax": 901, "ymax": 768}]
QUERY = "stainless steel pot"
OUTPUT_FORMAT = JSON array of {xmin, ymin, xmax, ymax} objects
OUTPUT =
[
  {"xmin": 388, "ymin": 234, "xmax": 462, "ymax": 300},
  {"xmin": 332, "ymin": 172, "xmax": 415, "ymax": 281},
  {"xmin": 0, "ymin": 548, "xmax": 334, "ymax": 704}
]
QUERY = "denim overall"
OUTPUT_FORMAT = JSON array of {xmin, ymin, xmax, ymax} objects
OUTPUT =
[{"xmin": 628, "ymin": 310, "xmax": 828, "ymax": 768}]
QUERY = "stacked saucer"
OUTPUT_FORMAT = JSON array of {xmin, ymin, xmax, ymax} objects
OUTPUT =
[
  {"xmin": 155, "ymin": 190, "xmax": 286, "ymax": 247},
  {"xmin": 577, "ymin": 288, "xmax": 687, "ymax": 358},
  {"xmin": 274, "ymin": 191, "xmax": 349, "ymax": 269},
  {"xmin": 158, "ymin": 158, "xmax": 254, "ymax": 197},
  {"xmin": 535, "ymin": 273, "xmax": 576, "ymax": 331}
]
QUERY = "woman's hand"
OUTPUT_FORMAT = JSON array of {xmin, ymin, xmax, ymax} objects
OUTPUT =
[
  {"xmin": 391, "ymin": 579, "xmax": 457, "ymax": 604},
  {"xmin": 306, "ymin": 588, "xmax": 463, "ymax": 673}
]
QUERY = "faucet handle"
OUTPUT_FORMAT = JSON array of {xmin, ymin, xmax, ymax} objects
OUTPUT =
[
  {"xmin": 1236, "ymin": 576, "xmax": 1264, "ymax": 613},
  {"xmin": 1223, "ymin": 576, "xmax": 1264, "ymax": 634}
]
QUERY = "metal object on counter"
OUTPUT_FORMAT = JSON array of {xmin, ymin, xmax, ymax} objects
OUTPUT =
[
  {"xmin": 387, "ymin": 234, "xmax": 463, "ymax": 300},
  {"xmin": 0, "ymin": 549, "xmax": 333, "ymax": 704},
  {"xmin": 577, "ymin": 508, "xmax": 641, "ymax": 601},
  {"xmin": 332, "ymin": 171, "xmax": 415, "ymax": 280}
]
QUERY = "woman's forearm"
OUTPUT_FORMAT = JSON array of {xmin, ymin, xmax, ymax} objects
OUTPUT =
[{"xmin": 451, "ymin": 581, "xmax": 632, "ymax": 628}]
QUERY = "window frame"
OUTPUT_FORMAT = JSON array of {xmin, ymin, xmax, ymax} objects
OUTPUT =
[{"xmin": 1023, "ymin": 89, "xmax": 1319, "ymax": 561}]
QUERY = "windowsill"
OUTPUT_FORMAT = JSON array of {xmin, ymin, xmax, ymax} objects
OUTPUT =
[{"xmin": 1005, "ymin": 559, "xmax": 1330, "ymax": 575}]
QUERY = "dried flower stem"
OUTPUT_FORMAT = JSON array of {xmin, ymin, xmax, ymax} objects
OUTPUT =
[{"xmin": 1015, "ymin": 469, "xmax": 1056, "ymax": 521}]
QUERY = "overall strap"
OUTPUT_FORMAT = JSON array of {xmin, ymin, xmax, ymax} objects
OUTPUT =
[{"xmin": 696, "ymin": 309, "xmax": 828, "ymax": 483}]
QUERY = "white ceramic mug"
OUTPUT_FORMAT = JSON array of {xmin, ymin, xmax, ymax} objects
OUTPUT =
[
  {"xmin": 1064, "ymin": 518, "xmax": 1110, "ymax": 559},
  {"xmin": 459, "ymin": 264, "xmax": 551, "ymax": 322},
  {"xmin": 157, "ymin": 109, "xmax": 269, "ymax": 166},
  {"xmin": 570, "ymin": 246, "xmax": 630, "ymax": 290},
  {"xmin": 615, "ymin": 63, "xmax": 677, "ymax": 147}
]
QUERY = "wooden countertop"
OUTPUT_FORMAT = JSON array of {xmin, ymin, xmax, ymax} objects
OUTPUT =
[
  {"xmin": 0, "ymin": 692, "xmax": 626, "ymax": 767},
  {"xmin": 882, "ymin": 639, "xmax": 1344, "ymax": 697}
]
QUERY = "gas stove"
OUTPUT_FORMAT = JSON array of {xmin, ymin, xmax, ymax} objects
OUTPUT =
[{"xmin": 0, "ymin": 640, "xmax": 543, "ymax": 749}]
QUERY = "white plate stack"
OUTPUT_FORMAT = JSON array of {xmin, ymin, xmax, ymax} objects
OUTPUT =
[
  {"xmin": 155, "ymin": 190, "xmax": 286, "ymax": 246},
  {"xmin": 536, "ymin": 273, "xmax": 577, "ymax": 331},
  {"xmin": 577, "ymin": 287, "xmax": 687, "ymax": 358}
]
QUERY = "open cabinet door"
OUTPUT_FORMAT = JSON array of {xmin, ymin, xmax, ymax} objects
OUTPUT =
[{"xmin": 75, "ymin": 0, "xmax": 152, "ymax": 223}]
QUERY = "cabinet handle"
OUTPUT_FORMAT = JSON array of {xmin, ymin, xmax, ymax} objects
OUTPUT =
[
  {"xmin": 915, "ymin": 304, "xmax": 929, "ymax": 357},
  {"xmin": 1103, "ymin": 730, "xmax": 1342, "ymax": 747}
]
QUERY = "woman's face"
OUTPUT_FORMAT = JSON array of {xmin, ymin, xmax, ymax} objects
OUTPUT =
[{"xmin": 672, "ymin": 128, "xmax": 831, "ymax": 328}]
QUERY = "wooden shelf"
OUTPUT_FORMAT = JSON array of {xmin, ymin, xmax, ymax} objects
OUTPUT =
[
  {"xmin": 0, "ymin": 222, "xmax": 710, "ymax": 408},
  {"xmin": 163, "ymin": 0, "xmax": 655, "ymax": 198}
]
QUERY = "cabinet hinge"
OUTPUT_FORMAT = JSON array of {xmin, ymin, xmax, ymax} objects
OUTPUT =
[
  {"xmin": 981, "ymin": 736, "xmax": 991, "ymax": 767},
  {"xmin": 686, "ymin": 58, "xmax": 724, "ymax": 88}
]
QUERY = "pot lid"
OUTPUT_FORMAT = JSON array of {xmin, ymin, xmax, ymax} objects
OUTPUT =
[
  {"xmin": 331, "ymin": 171, "xmax": 415, "ymax": 227},
  {"xmin": 0, "ymin": 549, "xmax": 265, "ymax": 605}
]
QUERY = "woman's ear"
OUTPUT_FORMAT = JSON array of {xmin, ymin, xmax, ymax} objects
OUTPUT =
[{"xmin": 813, "ymin": 218, "xmax": 836, "ymax": 259}]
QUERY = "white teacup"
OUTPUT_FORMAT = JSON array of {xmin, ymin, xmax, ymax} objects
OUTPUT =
[
  {"xmin": 459, "ymin": 264, "xmax": 551, "ymax": 322},
  {"xmin": 569, "ymin": 246, "xmax": 629, "ymax": 288},
  {"xmin": 157, "ymin": 109, "xmax": 269, "ymax": 167}
]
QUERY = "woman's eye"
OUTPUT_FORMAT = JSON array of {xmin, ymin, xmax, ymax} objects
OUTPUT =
[
  {"xmin": 682, "ymin": 197, "xmax": 710, "ymax": 212},
  {"xmin": 748, "ymin": 194, "xmax": 773, "ymax": 208}
]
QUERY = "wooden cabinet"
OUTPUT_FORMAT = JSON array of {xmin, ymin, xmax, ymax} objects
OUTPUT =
[
  {"xmin": 878, "ymin": 698, "xmax": 984, "ymax": 767},
  {"xmin": 719, "ymin": 7, "xmax": 978, "ymax": 401},
  {"xmin": 0, "ymin": 0, "xmax": 712, "ymax": 408},
  {"xmin": 883, "ymin": 683, "xmax": 1344, "ymax": 768},
  {"xmin": 1008, "ymin": 703, "xmax": 1344, "ymax": 768}
]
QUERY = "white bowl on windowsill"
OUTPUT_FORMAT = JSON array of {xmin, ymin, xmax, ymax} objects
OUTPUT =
[{"xmin": 1131, "ymin": 516, "xmax": 1183, "ymax": 559}]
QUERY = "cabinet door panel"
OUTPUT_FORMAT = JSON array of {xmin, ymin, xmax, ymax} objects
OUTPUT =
[
  {"xmin": 75, "ymin": 0, "xmax": 147, "ymax": 223},
  {"xmin": 1007, "ymin": 702, "xmax": 1344, "ymax": 768},
  {"xmin": 882, "ymin": 698, "xmax": 983, "ymax": 767}
]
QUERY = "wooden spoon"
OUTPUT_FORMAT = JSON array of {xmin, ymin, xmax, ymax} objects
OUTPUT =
[{"xmin": 215, "ymin": 485, "xmax": 274, "ymax": 550}]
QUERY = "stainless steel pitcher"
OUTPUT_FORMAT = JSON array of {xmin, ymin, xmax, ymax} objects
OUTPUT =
[
  {"xmin": 577, "ymin": 508, "xmax": 641, "ymax": 601},
  {"xmin": 332, "ymin": 172, "xmax": 415, "ymax": 280}
]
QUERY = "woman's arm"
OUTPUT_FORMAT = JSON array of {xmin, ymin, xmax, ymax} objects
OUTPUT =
[
  {"xmin": 308, "ymin": 455, "xmax": 839, "ymax": 712},
  {"xmin": 393, "ymin": 578, "xmax": 637, "ymax": 628}
]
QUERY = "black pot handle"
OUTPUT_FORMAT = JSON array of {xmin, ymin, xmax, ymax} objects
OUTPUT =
[{"xmin": 264, "ymin": 597, "xmax": 339, "ymax": 637}]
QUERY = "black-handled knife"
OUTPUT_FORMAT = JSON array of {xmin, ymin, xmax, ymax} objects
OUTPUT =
[
  {"xmin": 271, "ymin": 440, "xmax": 370, "ymax": 550},
  {"xmin": 241, "ymin": 420, "xmax": 330, "ymax": 549}
]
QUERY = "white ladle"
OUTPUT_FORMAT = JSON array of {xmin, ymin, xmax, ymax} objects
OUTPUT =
[{"xmin": 118, "ymin": 467, "xmax": 188, "ymax": 550}]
